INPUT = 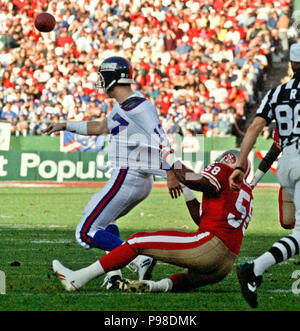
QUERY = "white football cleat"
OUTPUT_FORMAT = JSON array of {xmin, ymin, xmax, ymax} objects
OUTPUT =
[
  {"xmin": 118, "ymin": 278, "xmax": 172, "ymax": 293},
  {"xmin": 120, "ymin": 279, "xmax": 153, "ymax": 293},
  {"xmin": 127, "ymin": 255, "xmax": 156, "ymax": 280},
  {"xmin": 52, "ymin": 260, "xmax": 83, "ymax": 292},
  {"xmin": 101, "ymin": 270, "xmax": 122, "ymax": 290}
]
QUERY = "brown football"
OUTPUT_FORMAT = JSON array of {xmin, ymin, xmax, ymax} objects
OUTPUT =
[{"xmin": 34, "ymin": 13, "xmax": 56, "ymax": 32}]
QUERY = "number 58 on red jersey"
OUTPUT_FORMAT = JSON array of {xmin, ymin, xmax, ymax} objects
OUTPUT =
[{"xmin": 199, "ymin": 163, "xmax": 253, "ymax": 255}]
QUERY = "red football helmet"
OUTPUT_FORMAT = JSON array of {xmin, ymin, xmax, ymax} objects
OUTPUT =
[{"xmin": 215, "ymin": 149, "xmax": 251, "ymax": 179}]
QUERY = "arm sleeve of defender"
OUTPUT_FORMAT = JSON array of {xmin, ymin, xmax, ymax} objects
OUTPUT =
[
  {"xmin": 181, "ymin": 185, "xmax": 201, "ymax": 226},
  {"xmin": 171, "ymin": 161, "xmax": 219, "ymax": 195}
]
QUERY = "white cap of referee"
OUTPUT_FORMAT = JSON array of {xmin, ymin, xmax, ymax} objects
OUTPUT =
[{"xmin": 290, "ymin": 43, "xmax": 300, "ymax": 62}]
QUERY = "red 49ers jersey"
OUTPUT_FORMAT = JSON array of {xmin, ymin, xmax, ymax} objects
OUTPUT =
[{"xmin": 198, "ymin": 163, "xmax": 253, "ymax": 255}]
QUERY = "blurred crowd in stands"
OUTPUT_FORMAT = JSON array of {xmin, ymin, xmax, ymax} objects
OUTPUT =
[{"xmin": 0, "ymin": 0, "xmax": 295, "ymax": 146}]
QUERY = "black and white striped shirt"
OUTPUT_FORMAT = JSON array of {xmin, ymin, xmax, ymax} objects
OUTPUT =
[{"xmin": 256, "ymin": 72, "xmax": 300, "ymax": 150}]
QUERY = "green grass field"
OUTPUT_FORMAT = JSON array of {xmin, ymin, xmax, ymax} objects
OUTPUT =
[{"xmin": 0, "ymin": 186, "xmax": 299, "ymax": 312}]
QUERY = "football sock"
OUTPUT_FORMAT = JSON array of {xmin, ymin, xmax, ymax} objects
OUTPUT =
[
  {"xmin": 100, "ymin": 243, "xmax": 138, "ymax": 273},
  {"xmin": 104, "ymin": 224, "xmax": 123, "ymax": 277},
  {"xmin": 91, "ymin": 228, "xmax": 123, "ymax": 251},
  {"xmin": 106, "ymin": 223, "xmax": 120, "ymax": 237},
  {"xmin": 74, "ymin": 260, "xmax": 105, "ymax": 287},
  {"xmin": 71, "ymin": 243, "xmax": 137, "ymax": 287},
  {"xmin": 253, "ymin": 252, "xmax": 276, "ymax": 276},
  {"xmin": 253, "ymin": 234, "xmax": 300, "ymax": 276},
  {"xmin": 151, "ymin": 278, "xmax": 173, "ymax": 292},
  {"xmin": 169, "ymin": 272, "xmax": 190, "ymax": 291},
  {"xmin": 74, "ymin": 244, "xmax": 138, "ymax": 286}
]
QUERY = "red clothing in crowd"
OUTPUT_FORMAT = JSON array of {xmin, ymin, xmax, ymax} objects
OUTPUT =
[{"xmin": 56, "ymin": 34, "xmax": 74, "ymax": 48}]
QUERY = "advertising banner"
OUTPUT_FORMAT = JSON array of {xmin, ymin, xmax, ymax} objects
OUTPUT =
[
  {"xmin": 0, "ymin": 122, "xmax": 11, "ymax": 151},
  {"xmin": 0, "ymin": 149, "xmax": 278, "ymax": 183},
  {"xmin": 0, "ymin": 151, "xmax": 110, "ymax": 181}
]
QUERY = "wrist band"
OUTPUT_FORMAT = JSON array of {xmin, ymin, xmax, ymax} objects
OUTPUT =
[
  {"xmin": 66, "ymin": 121, "xmax": 88, "ymax": 135},
  {"xmin": 182, "ymin": 186, "xmax": 196, "ymax": 202},
  {"xmin": 234, "ymin": 166, "xmax": 245, "ymax": 173},
  {"xmin": 251, "ymin": 169, "xmax": 265, "ymax": 187}
]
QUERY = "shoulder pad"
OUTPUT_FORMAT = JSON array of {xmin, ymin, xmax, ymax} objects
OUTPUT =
[{"xmin": 120, "ymin": 97, "xmax": 146, "ymax": 111}]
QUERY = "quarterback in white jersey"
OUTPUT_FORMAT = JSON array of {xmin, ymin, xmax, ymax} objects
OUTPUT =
[
  {"xmin": 43, "ymin": 56, "xmax": 182, "ymax": 286},
  {"xmin": 107, "ymin": 90, "xmax": 168, "ymax": 176}
]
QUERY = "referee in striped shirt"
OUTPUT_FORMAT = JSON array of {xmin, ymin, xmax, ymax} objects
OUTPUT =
[{"xmin": 229, "ymin": 43, "xmax": 300, "ymax": 308}]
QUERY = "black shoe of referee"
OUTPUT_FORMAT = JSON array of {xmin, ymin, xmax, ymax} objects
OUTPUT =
[{"xmin": 236, "ymin": 262, "xmax": 263, "ymax": 308}]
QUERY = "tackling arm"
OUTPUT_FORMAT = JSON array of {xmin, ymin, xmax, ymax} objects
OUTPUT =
[
  {"xmin": 181, "ymin": 185, "xmax": 201, "ymax": 226},
  {"xmin": 161, "ymin": 146, "xmax": 217, "ymax": 194},
  {"xmin": 162, "ymin": 151, "xmax": 218, "ymax": 225},
  {"xmin": 171, "ymin": 160, "xmax": 217, "ymax": 195}
]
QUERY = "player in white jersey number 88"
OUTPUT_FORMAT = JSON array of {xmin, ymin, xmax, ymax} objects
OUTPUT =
[
  {"xmin": 42, "ymin": 56, "xmax": 182, "ymax": 287},
  {"xmin": 229, "ymin": 43, "xmax": 300, "ymax": 308}
]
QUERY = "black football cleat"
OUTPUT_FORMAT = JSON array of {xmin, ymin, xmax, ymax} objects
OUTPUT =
[{"xmin": 236, "ymin": 262, "xmax": 263, "ymax": 308}]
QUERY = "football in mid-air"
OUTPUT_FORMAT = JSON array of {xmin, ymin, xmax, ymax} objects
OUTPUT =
[{"xmin": 34, "ymin": 13, "xmax": 56, "ymax": 32}]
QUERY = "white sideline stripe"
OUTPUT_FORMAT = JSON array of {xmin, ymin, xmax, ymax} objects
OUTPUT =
[
  {"xmin": 0, "ymin": 181, "xmax": 280, "ymax": 188},
  {"xmin": 0, "ymin": 224, "xmax": 68, "ymax": 229},
  {"xmin": 0, "ymin": 183, "xmax": 63, "ymax": 188},
  {"xmin": 127, "ymin": 231, "xmax": 210, "ymax": 245},
  {"xmin": 266, "ymin": 289, "xmax": 293, "ymax": 293},
  {"xmin": 30, "ymin": 239, "xmax": 73, "ymax": 244}
]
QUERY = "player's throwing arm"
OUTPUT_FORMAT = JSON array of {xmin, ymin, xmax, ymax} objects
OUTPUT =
[{"xmin": 42, "ymin": 119, "xmax": 109, "ymax": 136}]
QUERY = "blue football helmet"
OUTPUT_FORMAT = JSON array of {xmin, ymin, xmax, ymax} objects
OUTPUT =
[{"xmin": 96, "ymin": 56, "xmax": 135, "ymax": 93}]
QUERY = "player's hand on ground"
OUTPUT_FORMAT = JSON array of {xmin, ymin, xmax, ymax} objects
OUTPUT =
[
  {"xmin": 229, "ymin": 169, "xmax": 243, "ymax": 191},
  {"xmin": 167, "ymin": 170, "xmax": 183, "ymax": 199},
  {"xmin": 42, "ymin": 123, "xmax": 67, "ymax": 135}
]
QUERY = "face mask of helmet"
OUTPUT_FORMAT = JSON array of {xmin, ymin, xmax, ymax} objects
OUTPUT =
[
  {"xmin": 95, "ymin": 57, "xmax": 135, "ymax": 94},
  {"xmin": 95, "ymin": 71, "xmax": 118, "ymax": 93}
]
